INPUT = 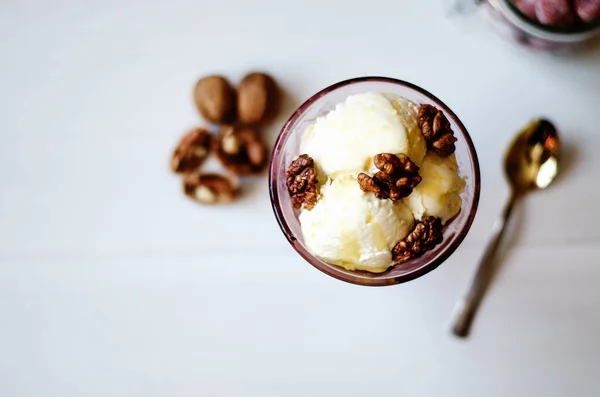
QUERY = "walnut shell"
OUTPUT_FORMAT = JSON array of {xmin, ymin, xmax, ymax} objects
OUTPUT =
[
  {"xmin": 182, "ymin": 172, "xmax": 239, "ymax": 204},
  {"xmin": 237, "ymin": 72, "xmax": 279, "ymax": 125},
  {"xmin": 215, "ymin": 125, "xmax": 267, "ymax": 175},
  {"xmin": 193, "ymin": 75, "xmax": 235, "ymax": 123},
  {"xmin": 170, "ymin": 128, "xmax": 212, "ymax": 173}
]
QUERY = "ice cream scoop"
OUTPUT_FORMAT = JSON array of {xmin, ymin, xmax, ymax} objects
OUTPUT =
[
  {"xmin": 299, "ymin": 175, "xmax": 414, "ymax": 273},
  {"xmin": 300, "ymin": 93, "xmax": 426, "ymax": 178},
  {"xmin": 404, "ymin": 152, "xmax": 466, "ymax": 224}
]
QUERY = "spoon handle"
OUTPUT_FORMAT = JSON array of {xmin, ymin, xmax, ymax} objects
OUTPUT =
[{"xmin": 451, "ymin": 193, "xmax": 518, "ymax": 338}]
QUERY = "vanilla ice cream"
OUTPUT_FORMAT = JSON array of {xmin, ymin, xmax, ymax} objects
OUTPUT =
[
  {"xmin": 404, "ymin": 153, "xmax": 466, "ymax": 224},
  {"xmin": 299, "ymin": 175, "xmax": 414, "ymax": 272},
  {"xmin": 297, "ymin": 92, "xmax": 462, "ymax": 273}
]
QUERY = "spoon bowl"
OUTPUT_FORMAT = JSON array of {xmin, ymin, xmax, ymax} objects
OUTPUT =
[{"xmin": 505, "ymin": 119, "xmax": 560, "ymax": 193}]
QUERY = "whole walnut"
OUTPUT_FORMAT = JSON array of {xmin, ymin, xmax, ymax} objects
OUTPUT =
[
  {"xmin": 237, "ymin": 72, "xmax": 279, "ymax": 125},
  {"xmin": 194, "ymin": 75, "xmax": 235, "ymax": 123}
]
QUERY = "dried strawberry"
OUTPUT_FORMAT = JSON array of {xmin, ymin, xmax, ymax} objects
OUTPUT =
[
  {"xmin": 512, "ymin": 0, "xmax": 538, "ymax": 20},
  {"xmin": 535, "ymin": 0, "xmax": 576, "ymax": 27},
  {"xmin": 574, "ymin": 0, "xmax": 600, "ymax": 24}
]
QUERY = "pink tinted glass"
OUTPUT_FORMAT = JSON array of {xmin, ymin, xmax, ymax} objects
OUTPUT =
[{"xmin": 269, "ymin": 77, "xmax": 480, "ymax": 286}]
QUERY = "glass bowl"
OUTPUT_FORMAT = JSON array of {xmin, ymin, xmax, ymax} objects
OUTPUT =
[
  {"xmin": 484, "ymin": 0, "xmax": 600, "ymax": 53},
  {"xmin": 269, "ymin": 77, "xmax": 481, "ymax": 287}
]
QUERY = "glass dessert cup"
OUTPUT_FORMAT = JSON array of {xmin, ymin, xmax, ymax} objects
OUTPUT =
[{"xmin": 269, "ymin": 77, "xmax": 481, "ymax": 286}]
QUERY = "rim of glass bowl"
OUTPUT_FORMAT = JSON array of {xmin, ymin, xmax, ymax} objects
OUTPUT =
[
  {"xmin": 493, "ymin": 0, "xmax": 600, "ymax": 41},
  {"xmin": 269, "ymin": 76, "xmax": 481, "ymax": 286}
]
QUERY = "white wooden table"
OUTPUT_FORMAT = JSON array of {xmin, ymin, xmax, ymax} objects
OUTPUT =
[{"xmin": 1, "ymin": 1, "xmax": 600, "ymax": 396}]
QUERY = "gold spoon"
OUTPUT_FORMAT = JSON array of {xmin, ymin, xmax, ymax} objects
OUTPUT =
[{"xmin": 451, "ymin": 119, "xmax": 560, "ymax": 338}]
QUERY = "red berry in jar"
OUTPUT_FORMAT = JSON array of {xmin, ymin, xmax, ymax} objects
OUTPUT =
[
  {"xmin": 536, "ymin": 0, "xmax": 576, "ymax": 26},
  {"xmin": 574, "ymin": 0, "xmax": 600, "ymax": 24},
  {"xmin": 512, "ymin": 0, "xmax": 539, "ymax": 20}
]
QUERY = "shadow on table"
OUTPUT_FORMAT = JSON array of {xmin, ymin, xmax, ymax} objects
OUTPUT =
[{"xmin": 552, "ymin": 139, "xmax": 580, "ymax": 187}]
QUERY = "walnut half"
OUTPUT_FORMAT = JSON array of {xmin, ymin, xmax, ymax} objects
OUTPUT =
[
  {"xmin": 286, "ymin": 154, "xmax": 318, "ymax": 210},
  {"xmin": 417, "ymin": 104, "xmax": 457, "ymax": 157},
  {"xmin": 392, "ymin": 216, "xmax": 443, "ymax": 263},
  {"xmin": 358, "ymin": 153, "xmax": 421, "ymax": 200}
]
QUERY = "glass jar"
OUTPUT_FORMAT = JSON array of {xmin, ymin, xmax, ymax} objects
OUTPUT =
[{"xmin": 483, "ymin": 0, "xmax": 600, "ymax": 53}]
